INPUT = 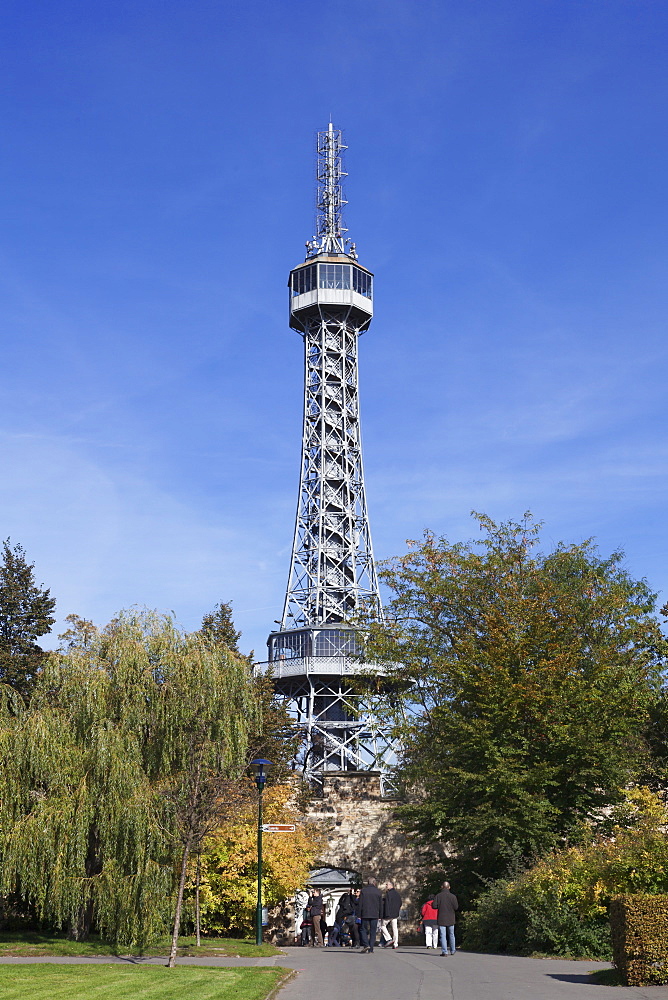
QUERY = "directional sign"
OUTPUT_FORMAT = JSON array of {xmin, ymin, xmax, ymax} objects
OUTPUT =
[{"xmin": 262, "ymin": 824, "xmax": 296, "ymax": 833}]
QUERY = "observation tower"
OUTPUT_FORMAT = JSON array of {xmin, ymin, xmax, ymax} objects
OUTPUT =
[{"xmin": 255, "ymin": 125, "xmax": 393, "ymax": 788}]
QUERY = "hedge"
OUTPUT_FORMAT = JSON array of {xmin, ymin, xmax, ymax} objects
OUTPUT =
[{"xmin": 610, "ymin": 894, "xmax": 668, "ymax": 986}]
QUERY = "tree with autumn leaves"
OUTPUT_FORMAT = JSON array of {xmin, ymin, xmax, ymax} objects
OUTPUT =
[
  {"xmin": 192, "ymin": 783, "xmax": 324, "ymax": 936},
  {"xmin": 362, "ymin": 513, "xmax": 667, "ymax": 902}
]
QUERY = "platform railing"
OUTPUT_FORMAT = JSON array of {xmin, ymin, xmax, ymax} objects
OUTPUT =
[{"xmin": 253, "ymin": 655, "xmax": 368, "ymax": 678}]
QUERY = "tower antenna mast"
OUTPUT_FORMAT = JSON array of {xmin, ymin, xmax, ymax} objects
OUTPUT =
[{"xmin": 307, "ymin": 123, "xmax": 356, "ymax": 260}]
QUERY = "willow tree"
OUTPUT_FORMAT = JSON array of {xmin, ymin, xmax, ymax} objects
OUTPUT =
[{"xmin": 0, "ymin": 610, "xmax": 259, "ymax": 948}]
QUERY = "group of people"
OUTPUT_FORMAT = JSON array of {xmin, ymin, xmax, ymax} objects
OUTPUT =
[
  {"xmin": 420, "ymin": 882, "xmax": 458, "ymax": 956},
  {"xmin": 295, "ymin": 879, "xmax": 459, "ymax": 956},
  {"xmin": 297, "ymin": 879, "xmax": 403, "ymax": 952}
]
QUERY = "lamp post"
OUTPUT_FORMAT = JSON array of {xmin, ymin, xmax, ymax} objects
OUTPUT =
[{"xmin": 252, "ymin": 758, "xmax": 271, "ymax": 945}]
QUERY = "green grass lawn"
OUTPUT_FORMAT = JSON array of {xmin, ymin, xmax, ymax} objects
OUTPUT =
[
  {"xmin": 0, "ymin": 932, "xmax": 280, "ymax": 959},
  {"xmin": 0, "ymin": 964, "xmax": 288, "ymax": 1000}
]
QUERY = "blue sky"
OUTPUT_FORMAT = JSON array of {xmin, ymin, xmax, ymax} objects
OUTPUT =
[{"xmin": 2, "ymin": 0, "xmax": 668, "ymax": 656}]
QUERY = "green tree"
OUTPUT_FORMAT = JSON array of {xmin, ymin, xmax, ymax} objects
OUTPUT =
[
  {"xmin": 0, "ymin": 539, "xmax": 56, "ymax": 696},
  {"xmin": 200, "ymin": 601, "xmax": 241, "ymax": 653},
  {"xmin": 363, "ymin": 513, "xmax": 665, "ymax": 901},
  {"xmin": 643, "ymin": 602, "xmax": 668, "ymax": 789},
  {"xmin": 248, "ymin": 672, "xmax": 302, "ymax": 785},
  {"xmin": 0, "ymin": 610, "xmax": 258, "ymax": 949}
]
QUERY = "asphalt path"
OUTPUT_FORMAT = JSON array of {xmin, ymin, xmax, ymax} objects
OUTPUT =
[
  {"xmin": 3, "ymin": 946, "xmax": 668, "ymax": 998},
  {"xmin": 275, "ymin": 947, "xmax": 668, "ymax": 1000}
]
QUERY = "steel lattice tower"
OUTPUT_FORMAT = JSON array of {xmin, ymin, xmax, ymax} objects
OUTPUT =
[{"xmin": 256, "ymin": 124, "xmax": 394, "ymax": 787}]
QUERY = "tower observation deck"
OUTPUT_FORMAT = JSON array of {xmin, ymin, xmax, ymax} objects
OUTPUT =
[{"xmin": 255, "ymin": 125, "xmax": 395, "ymax": 788}]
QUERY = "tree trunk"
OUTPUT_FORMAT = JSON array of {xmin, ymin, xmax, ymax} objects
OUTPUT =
[
  {"xmin": 67, "ymin": 898, "xmax": 95, "ymax": 941},
  {"xmin": 168, "ymin": 835, "xmax": 192, "ymax": 968},
  {"xmin": 68, "ymin": 824, "xmax": 101, "ymax": 940},
  {"xmin": 195, "ymin": 852, "xmax": 201, "ymax": 947}
]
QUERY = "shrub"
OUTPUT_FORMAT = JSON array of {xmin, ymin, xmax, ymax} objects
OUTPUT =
[
  {"xmin": 463, "ymin": 873, "xmax": 611, "ymax": 959},
  {"xmin": 463, "ymin": 788, "xmax": 668, "ymax": 959}
]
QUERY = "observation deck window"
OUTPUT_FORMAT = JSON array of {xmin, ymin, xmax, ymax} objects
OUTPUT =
[
  {"xmin": 270, "ymin": 631, "xmax": 311, "ymax": 661},
  {"xmin": 292, "ymin": 264, "xmax": 317, "ymax": 296},
  {"xmin": 319, "ymin": 264, "xmax": 351, "ymax": 290},
  {"xmin": 352, "ymin": 267, "xmax": 372, "ymax": 298},
  {"xmin": 292, "ymin": 263, "xmax": 372, "ymax": 299},
  {"xmin": 269, "ymin": 628, "xmax": 362, "ymax": 661},
  {"xmin": 314, "ymin": 629, "xmax": 362, "ymax": 657}
]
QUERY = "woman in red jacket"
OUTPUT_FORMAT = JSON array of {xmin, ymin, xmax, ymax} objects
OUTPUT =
[{"xmin": 421, "ymin": 897, "xmax": 438, "ymax": 949}]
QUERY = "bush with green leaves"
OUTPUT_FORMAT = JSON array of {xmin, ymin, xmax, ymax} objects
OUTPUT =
[{"xmin": 463, "ymin": 788, "xmax": 668, "ymax": 958}]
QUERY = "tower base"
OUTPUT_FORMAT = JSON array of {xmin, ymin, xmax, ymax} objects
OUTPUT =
[
  {"xmin": 267, "ymin": 771, "xmax": 428, "ymax": 944},
  {"xmin": 305, "ymin": 771, "xmax": 414, "ymax": 881}
]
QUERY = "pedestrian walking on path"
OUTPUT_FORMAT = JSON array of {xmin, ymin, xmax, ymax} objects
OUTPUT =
[
  {"xmin": 380, "ymin": 882, "xmax": 402, "ymax": 949},
  {"xmin": 307, "ymin": 887, "xmax": 325, "ymax": 947},
  {"xmin": 358, "ymin": 877, "xmax": 383, "ymax": 953},
  {"xmin": 432, "ymin": 880, "xmax": 458, "ymax": 956},
  {"xmin": 420, "ymin": 896, "xmax": 438, "ymax": 949}
]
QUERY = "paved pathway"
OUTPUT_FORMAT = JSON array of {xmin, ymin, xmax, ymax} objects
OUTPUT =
[
  {"xmin": 3, "ymin": 946, "xmax": 668, "ymax": 998},
  {"xmin": 274, "ymin": 947, "xmax": 668, "ymax": 1000}
]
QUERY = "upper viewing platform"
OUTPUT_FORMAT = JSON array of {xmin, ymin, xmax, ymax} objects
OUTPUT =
[
  {"xmin": 289, "ymin": 256, "xmax": 373, "ymax": 332},
  {"xmin": 289, "ymin": 124, "xmax": 373, "ymax": 333}
]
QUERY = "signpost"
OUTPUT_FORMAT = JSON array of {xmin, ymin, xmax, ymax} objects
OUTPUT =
[{"xmin": 261, "ymin": 824, "xmax": 296, "ymax": 833}]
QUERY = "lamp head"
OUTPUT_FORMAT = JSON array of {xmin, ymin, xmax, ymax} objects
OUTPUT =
[{"xmin": 251, "ymin": 758, "xmax": 272, "ymax": 789}]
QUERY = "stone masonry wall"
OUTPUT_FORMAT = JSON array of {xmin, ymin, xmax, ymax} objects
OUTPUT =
[
  {"xmin": 267, "ymin": 771, "xmax": 435, "ymax": 944},
  {"xmin": 305, "ymin": 771, "xmax": 426, "ymax": 920}
]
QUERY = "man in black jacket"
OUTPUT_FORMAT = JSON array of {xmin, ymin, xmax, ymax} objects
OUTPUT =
[
  {"xmin": 358, "ymin": 878, "xmax": 383, "ymax": 953},
  {"xmin": 432, "ymin": 881, "xmax": 458, "ymax": 956},
  {"xmin": 307, "ymin": 887, "xmax": 325, "ymax": 947},
  {"xmin": 380, "ymin": 882, "xmax": 402, "ymax": 949},
  {"xmin": 328, "ymin": 891, "xmax": 354, "ymax": 947}
]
